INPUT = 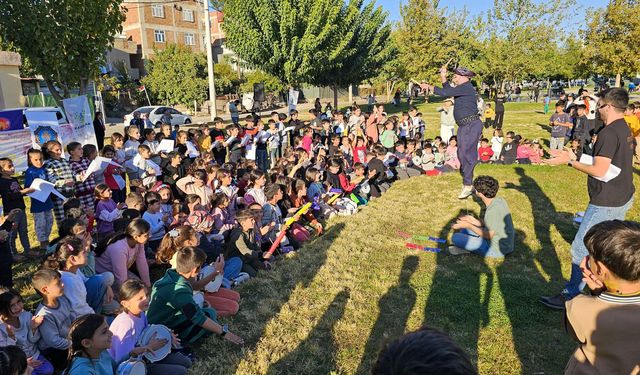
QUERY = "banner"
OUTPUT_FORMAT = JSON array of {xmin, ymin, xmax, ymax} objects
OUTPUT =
[
  {"xmin": 0, "ymin": 129, "xmax": 33, "ymax": 172},
  {"xmin": 62, "ymin": 95, "xmax": 97, "ymax": 147},
  {"xmin": 0, "ymin": 109, "xmax": 25, "ymax": 132},
  {"xmin": 25, "ymin": 111, "xmax": 64, "ymax": 151}
]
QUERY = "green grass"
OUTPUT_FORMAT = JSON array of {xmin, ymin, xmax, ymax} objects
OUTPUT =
[{"xmin": 11, "ymin": 102, "xmax": 640, "ymax": 374}]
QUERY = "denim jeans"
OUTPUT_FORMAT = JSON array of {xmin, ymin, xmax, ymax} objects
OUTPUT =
[
  {"xmin": 85, "ymin": 272, "xmax": 114, "ymax": 313},
  {"xmin": 451, "ymin": 228, "xmax": 490, "ymax": 255},
  {"xmin": 562, "ymin": 197, "xmax": 634, "ymax": 299},
  {"xmin": 9, "ymin": 209, "xmax": 30, "ymax": 255},
  {"xmin": 256, "ymin": 148, "xmax": 269, "ymax": 171},
  {"xmin": 224, "ymin": 256, "xmax": 243, "ymax": 280}
]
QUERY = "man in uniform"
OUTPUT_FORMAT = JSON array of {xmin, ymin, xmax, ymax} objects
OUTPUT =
[{"xmin": 426, "ymin": 64, "xmax": 483, "ymax": 199}]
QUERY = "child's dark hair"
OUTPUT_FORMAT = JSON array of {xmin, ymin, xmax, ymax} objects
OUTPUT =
[
  {"xmin": 372, "ymin": 326, "xmax": 476, "ymax": 375},
  {"xmin": 66, "ymin": 314, "xmax": 107, "ymax": 369},
  {"xmin": 472, "ymin": 175, "xmax": 499, "ymax": 198},
  {"xmin": 58, "ymin": 218, "xmax": 84, "ymax": 237},
  {"xmin": 481, "ymin": 138, "xmax": 489, "ymax": 143},
  {"xmin": 82, "ymin": 144, "xmax": 97, "ymax": 159},
  {"xmin": 26, "ymin": 148, "xmax": 43, "ymax": 167},
  {"xmin": 94, "ymin": 183, "xmax": 111, "ymax": 200},
  {"xmin": 119, "ymin": 279, "xmax": 147, "ymax": 311},
  {"xmin": 248, "ymin": 169, "xmax": 266, "ymax": 188},
  {"xmin": 145, "ymin": 191, "xmax": 161, "ymax": 206},
  {"xmin": 175, "ymin": 246, "xmax": 206, "ymax": 274},
  {"xmin": 96, "ymin": 218, "xmax": 150, "ymax": 257},
  {"xmin": 32, "ymin": 269, "xmax": 60, "ymax": 297},
  {"xmin": 235, "ymin": 208, "xmax": 254, "ymax": 224},
  {"xmin": 584, "ymin": 220, "xmax": 640, "ymax": 281},
  {"xmin": 0, "ymin": 287, "xmax": 21, "ymax": 319},
  {"xmin": 101, "ymin": 145, "xmax": 116, "ymax": 156},
  {"xmin": 0, "ymin": 346, "xmax": 28, "ymax": 375},
  {"xmin": 156, "ymin": 225, "xmax": 196, "ymax": 264},
  {"xmin": 305, "ymin": 167, "xmax": 320, "ymax": 183},
  {"xmin": 264, "ymin": 183, "xmax": 283, "ymax": 201},
  {"xmin": 63, "ymin": 197, "xmax": 81, "ymax": 212},
  {"xmin": 42, "ymin": 236, "xmax": 84, "ymax": 272},
  {"xmin": 66, "ymin": 141, "xmax": 82, "ymax": 154},
  {"xmin": 212, "ymin": 192, "xmax": 229, "ymax": 208}
]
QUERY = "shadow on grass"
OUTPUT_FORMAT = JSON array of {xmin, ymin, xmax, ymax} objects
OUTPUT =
[
  {"xmin": 266, "ymin": 288, "xmax": 350, "ymax": 375},
  {"xmin": 194, "ymin": 223, "xmax": 345, "ymax": 373},
  {"xmin": 496, "ymin": 229, "xmax": 574, "ymax": 373},
  {"xmin": 504, "ymin": 167, "xmax": 567, "ymax": 284},
  {"xmin": 423, "ymin": 211, "xmax": 493, "ymax": 368},
  {"xmin": 354, "ymin": 255, "xmax": 419, "ymax": 375},
  {"xmin": 536, "ymin": 122, "xmax": 552, "ymax": 134}
]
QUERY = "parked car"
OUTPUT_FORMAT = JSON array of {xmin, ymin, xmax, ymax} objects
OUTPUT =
[{"xmin": 124, "ymin": 106, "xmax": 192, "ymax": 127}]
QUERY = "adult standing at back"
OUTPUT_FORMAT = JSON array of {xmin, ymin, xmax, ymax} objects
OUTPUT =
[
  {"xmin": 425, "ymin": 63, "xmax": 483, "ymax": 199},
  {"xmin": 494, "ymin": 93, "xmax": 505, "ymax": 129},
  {"xmin": 93, "ymin": 111, "xmax": 105, "ymax": 150},
  {"xmin": 540, "ymin": 88, "xmax": 635, "ymax": 309}
]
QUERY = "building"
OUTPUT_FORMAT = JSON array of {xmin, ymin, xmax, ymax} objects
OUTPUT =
[
  {"xmin": 122, "ymin": 0, "xmax": 206, "ymax": 59},
  {"xmin": 0, "ymin": 51, "xmax": 22, "ymax": 110}
]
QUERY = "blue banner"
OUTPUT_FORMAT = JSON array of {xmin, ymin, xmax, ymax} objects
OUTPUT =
[{"xmin": 0, "ymin": 109, "xmax": 24, "ymax": 131}]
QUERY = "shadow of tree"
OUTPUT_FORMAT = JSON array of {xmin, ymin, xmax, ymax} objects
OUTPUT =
[
  {"xmin": 355, "ymin": 255, "xmax": 419, "ymax": 375},
  {"xmin": 266, "ymin": 288, "xmax": 351, "ymax": 375},
  {"xmin": 191, "ymin": 223, "xmax": 345, "ymax": 373}
]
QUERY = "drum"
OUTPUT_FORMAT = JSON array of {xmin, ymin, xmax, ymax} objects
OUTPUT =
[
  {"xmin": 137, "ymin": 324, "xmax": 172, "ymax": 363},
  {"xmin": 198, "ymin": 264, "xmax": 223, "ymax": 293},
  {"xmin": 117, "ymin": 358, "xmax": 146, "ymax": 375}
]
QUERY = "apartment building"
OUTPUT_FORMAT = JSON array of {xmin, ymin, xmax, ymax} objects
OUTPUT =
[{"xmin": 122, "ymin": 0, "xmax": 206, "ymax": 59}]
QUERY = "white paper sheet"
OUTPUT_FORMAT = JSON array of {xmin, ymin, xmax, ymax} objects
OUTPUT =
[
  {"xmin": 579, "ymin": 154, "xmax": 621, "ymax": 183},
  {"xmin": 83, "ymin": 156, "xmax": 119, "ymax": 182},
  {"xmin": 186, "ymin": 141, "xmax": 200, "ymax": 158},
  {"xmin": 27, "ymin": 178, "xmax": 66, "ymax": 202},
  {"xmin": 157, "ymin": 139, "xmax": 175, "ymax": 153}
]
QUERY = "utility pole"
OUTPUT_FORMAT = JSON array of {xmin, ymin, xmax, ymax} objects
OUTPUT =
[{"xmin": 203, "ymin": 0, "xmax": 217, "ymax": 119}]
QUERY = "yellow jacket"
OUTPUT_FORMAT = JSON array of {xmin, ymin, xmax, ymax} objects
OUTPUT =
[
  {"xmin": 624, "ymin": 115, "xmax": 640, "ymax": 137},
  {"xmin": 484, "ymin": 108, "xmax": 496, "ymax": 120}
]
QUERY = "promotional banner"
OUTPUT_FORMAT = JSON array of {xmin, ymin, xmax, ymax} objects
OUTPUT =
[
  {"xmin": 62, "ymin": 95, "xmax": 98, "ymax": 146},
  {"xmin": 0, "ymin": 129, "xmax": 32, "ymax": 172},
  {"xmin": 0, "ymin": 109, "xmax": 25, "ymax": 132},
  {"xmin": 25, "ymin": 111, "xmax": 64, "ymax": 150}
]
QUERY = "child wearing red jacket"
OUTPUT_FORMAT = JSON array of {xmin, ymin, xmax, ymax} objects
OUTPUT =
[{"xmin": 478, "ymin": 138, "xmax": 494, "ymax": 163}]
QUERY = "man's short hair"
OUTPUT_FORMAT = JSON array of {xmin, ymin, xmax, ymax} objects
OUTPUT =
[
  {"xmin": 473, "ymin": 175, "xmax": 499, "ymax": 198},
  {"xmin": 372, "ymin": 326, "xmax": 476, "ymax": 375},
  {"xmin": 599, "ymin": 88, "xmax": 629, "ymax": 112},
  {"xmin": 584, "ymin": 220, "xmax": 640, "ymax": 281}
]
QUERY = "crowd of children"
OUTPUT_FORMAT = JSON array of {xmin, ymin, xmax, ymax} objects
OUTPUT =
[{"xmin": 0, "ymin": 93, "xmax": 638, "ymax": 375}]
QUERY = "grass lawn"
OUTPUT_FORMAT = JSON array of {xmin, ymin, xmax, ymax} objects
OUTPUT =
[{"xmin": 10, "ymin": 100, "xmax": 640, "ymax": 374}]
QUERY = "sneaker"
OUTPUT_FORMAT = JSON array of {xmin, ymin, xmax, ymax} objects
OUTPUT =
[
  {"xmin": 232, "ymin": 272, "xmax": 250, "ymax": 287},
  {"xmin": 448, "ymin": 245, "xmax": 471, "ymax": 256},
  {"xmin": 539, "ymin": 293, "xmax": 567, "ymax": 310},
  {"xmin": 458, "ymin": 186, "xmax": 473, "ymax": 199}
]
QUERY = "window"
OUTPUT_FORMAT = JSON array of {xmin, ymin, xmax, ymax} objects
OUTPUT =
[
  {"xmin": 184, "ymin": 32, "xmax": 195, "ymax": 45},
  {"xmin": 154, "ymin": 30, "xmax": 165, "ymax": 43},
  {"xmin": 151, "ymin": 4, "xmax": 164, "ymax": 18},
  {"xmin": 183, "ymin": 9, "xmax": 194, "ymax": 22}
]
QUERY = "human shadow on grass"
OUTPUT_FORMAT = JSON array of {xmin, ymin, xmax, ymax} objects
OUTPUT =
[
  {"xmin": 503, "ymin": 167, "xmax": 567, "ymax": 285},
  {"xmin": 536, "ymin": 122, "xmax": 553, "ymax": 134},
  {"xmin": 496, "ymin": 229, "xmax": 574, "ymax": 374},
  {"xmin": 266, "ymin": 288, "xmax": 350, "ymax": 375},
  {"xmin": 198, "ymin": 223, "xmax": 345, "ymax": 373},
  {"xmin": 354, "ymin": 255, "xmax": 419, "ymax": 375},
  {"xmin": 423, "ymin": 211, "xmax": 493, "ymax": 368}
]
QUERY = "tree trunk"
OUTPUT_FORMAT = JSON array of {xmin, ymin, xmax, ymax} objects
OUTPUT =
[
  {"xmin": 615, "ymin": 73, "xmax": 621, "ymax": 88},
  {"xmin": 44, "ymin": 79, "xmax": 64, "ymax": 106},
  {"xmin": 333, "ymin": 85, "xmax": 338, "ymax": 109}
]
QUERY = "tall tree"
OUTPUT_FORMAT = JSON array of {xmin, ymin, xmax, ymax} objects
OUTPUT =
[
  {"xmin": 395, "ymin": 0, "xmax": 479, "ymax": 83},
  {"xmin": 583, "ymin": 0, "xmax": 640, "ymax": 87},
  {"xmin": 223, "ymin": 0, "xmax": 390, "ymax": 103},
  {"xmin": 0, "ymin": 0, "xmax": 126, "ymax": 102},
  {"xmin": 142, "ymin": 45, "xmax": 208, "ymax": 107}
]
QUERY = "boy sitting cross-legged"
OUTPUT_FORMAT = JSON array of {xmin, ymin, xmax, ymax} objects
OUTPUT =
[{"xmin": 146, "ymin": 246, "xmax": 244, "ymax": 346}]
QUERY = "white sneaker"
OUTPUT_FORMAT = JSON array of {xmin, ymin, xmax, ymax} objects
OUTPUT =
[
  {"xmin": 448, "ymin": 245, "xmax": 471, "ymax": 255},
  {"xmin": 232, "ymin": 272, "xmax": 250, "ymax": 287},
  {"xmin": 458, "ymin": 186, "xmax": 473, "ymax": 199}
]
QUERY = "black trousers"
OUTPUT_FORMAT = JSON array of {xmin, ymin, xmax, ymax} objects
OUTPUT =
[{"xmin": 494, "ymin": 111, "xmax": 505, "ymax": 129}]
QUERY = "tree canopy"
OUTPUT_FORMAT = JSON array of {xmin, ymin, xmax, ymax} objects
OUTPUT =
[{"xmin": 0, "ymin": 0, "xmax": 126, "ymax": 101}]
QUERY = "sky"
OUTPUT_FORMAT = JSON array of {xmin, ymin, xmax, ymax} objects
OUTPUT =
[{"xmin": 377, "ymin": 0, "xmax": 610, "ymax": 25}]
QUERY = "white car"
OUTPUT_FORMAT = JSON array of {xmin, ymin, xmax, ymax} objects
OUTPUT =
[
  {"xmin": 124, "ymin": 106, "xmax": 192, "ymax": 127},
  {"xmin": 3, "ymin": 107, "xmax": 68, "ymax": 127}
]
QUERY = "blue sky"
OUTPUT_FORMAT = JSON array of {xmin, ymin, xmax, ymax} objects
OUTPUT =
[{"xmin": 376, "ymin": 0, "xmax": 610, "ymax": 25}]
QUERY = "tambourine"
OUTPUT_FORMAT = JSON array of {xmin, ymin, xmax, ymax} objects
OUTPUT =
[
  {"xmin": 137, "ymin": 324, "xmax": 172, "ymax": 363},
  {"xmin": 117, "ymin": 357, "xmax": 146, "ymax": 375},
  {"xmin": 199, "ymin": 264, "xmax": 223, "ymax": 293}
]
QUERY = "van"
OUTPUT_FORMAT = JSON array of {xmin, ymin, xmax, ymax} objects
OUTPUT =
[{"xmin": 3, "ymin": 107, "xmax": 68, "ymax": 127}]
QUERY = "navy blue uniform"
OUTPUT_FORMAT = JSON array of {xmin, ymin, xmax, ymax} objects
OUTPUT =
[{"xmin": 433, "ymin": 81, "xmax": 483, "ymax": 185}]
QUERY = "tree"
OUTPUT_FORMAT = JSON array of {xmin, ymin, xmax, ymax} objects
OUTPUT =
[
  {"xmin": 142, "ymin": 44, "xmax": 208, "ymax": 107},
  {"xmin": 0, "ymin": 0, "xmax": 126, "ymax": 102},
  {"xmin": 309, "ymin": 0, "xmax": 392, "ymax": 107},
  {"xmin": 214, "ymin": 62, "xmax": 243, "ymax": 95},
  {"xmin": 583, "ymin": 0, "xmax": 640, "ymax": 87},
  {"xmin": 223, "ymin": 0, "xmax": 390, "ymax": 105},
  {"xmin": 240, "ymin": 70, "xmax": 287, "ymax": 94},
  {"xmin": 395, "ymin": 0, "xmax": 479, "ymax": 84},
  {"xmin": 369, "ymin": 33, "xmax": 406, "ymax": 102}
]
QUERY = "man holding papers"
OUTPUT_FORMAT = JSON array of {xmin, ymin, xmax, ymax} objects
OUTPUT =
[{"xmin": 541, "ymin": 88, "xmax": 636, "ymax": 310}]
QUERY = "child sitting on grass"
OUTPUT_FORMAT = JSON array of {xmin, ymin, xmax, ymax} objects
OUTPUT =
[
  {"xmin": 64, "ymin": 314, "xmax": 114, "ymax": 375},
  {"xmin": 565, "ymin": 220, "xmax": 640, "ymax": 374},
  {"xmin": 225, "ymin": 209, "xmax": 269, "ymax": 277},
  {"xmin": 147, "ymin": 246, "xmax": 244, "ymax": 346}
]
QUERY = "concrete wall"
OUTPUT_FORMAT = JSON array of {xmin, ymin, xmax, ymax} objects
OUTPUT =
[{"xmin": 0, "ymin": 51, "xmax": 22, "ymax": 110}]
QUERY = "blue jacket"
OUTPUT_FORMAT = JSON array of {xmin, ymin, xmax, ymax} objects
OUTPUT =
[
  {"xmin": 434, "ymin": 81, "xmax": 479, "ymax": 123},
  {"xmin": 24, "ymin": 166, "xmax": 54, "ymax": 213}
]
